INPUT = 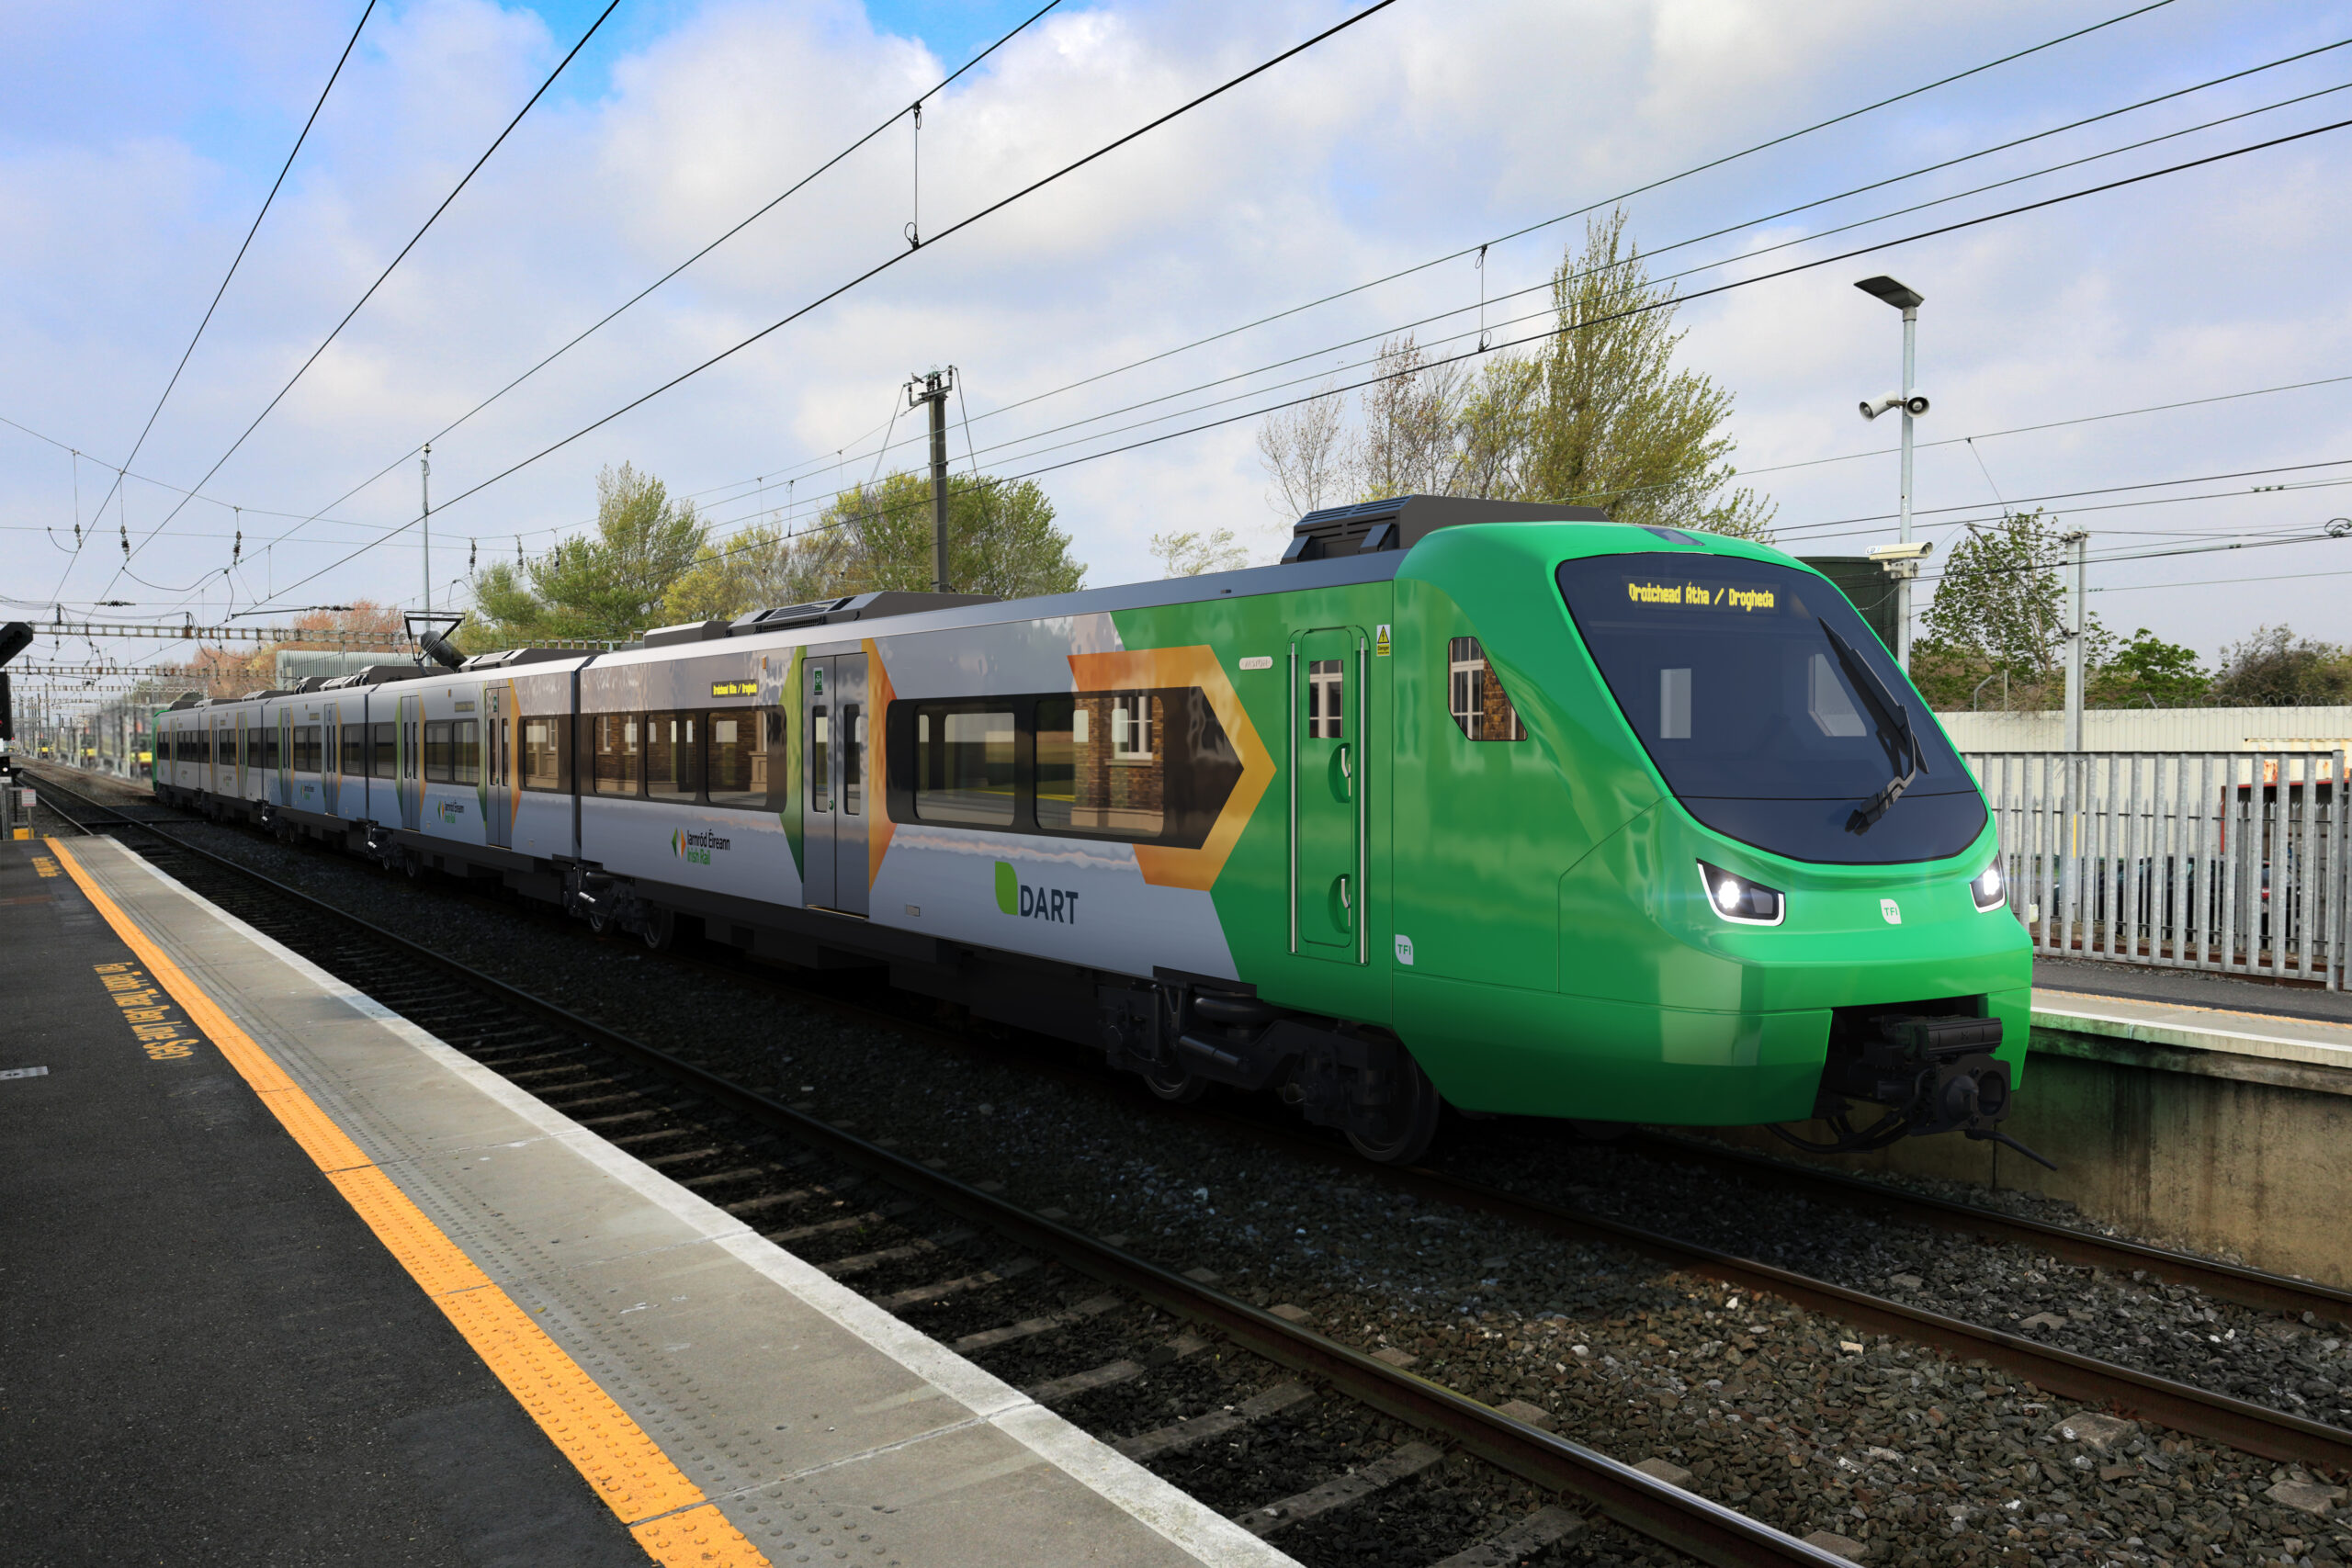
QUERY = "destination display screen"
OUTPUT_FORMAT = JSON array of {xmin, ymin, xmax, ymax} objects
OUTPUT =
[{"xmin": 1558, "ymin": 553, "xmax": 1985, "ymax": 865}]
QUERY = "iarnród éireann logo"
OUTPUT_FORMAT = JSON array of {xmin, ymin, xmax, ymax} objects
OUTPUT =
[{"xmin": 673, "ymin": 827, "xmax": 731, "ymax": 865}]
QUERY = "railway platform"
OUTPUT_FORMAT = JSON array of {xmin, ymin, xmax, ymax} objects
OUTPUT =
[{"xmin": 0, "ymin": 832, "xmax": 1292, "ymax": 1568}]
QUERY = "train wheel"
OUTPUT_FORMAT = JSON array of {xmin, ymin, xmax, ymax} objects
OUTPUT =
[
  {"xmin": 639, "ymin": 908, "xmax": 674, "ymax": 951},
  {"xmin": 1139, "ymin": 1060, "xmax": 1209, "ymax": 1104},
  {"xmin": 1346, "ymin": 1055, "xmax": 1442, "ymax": 1165}
]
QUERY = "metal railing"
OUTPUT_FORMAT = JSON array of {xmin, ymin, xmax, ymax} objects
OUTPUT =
[{"xmin": 1963, "ymin": 749, "xmax": 2347, "ymax": 990}]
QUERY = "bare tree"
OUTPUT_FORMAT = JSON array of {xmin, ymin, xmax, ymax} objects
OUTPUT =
[
  {"xmin": 1149, "ymin": 527, "xmax": 1247, "ymax": 577},
  {"xmin": 1351, "ymin": 336, "xmax": 1466, "ymax": 501},
  {"xmin": 1256, "ymin": 378, "xmax": 1346, "ymax": 521}
]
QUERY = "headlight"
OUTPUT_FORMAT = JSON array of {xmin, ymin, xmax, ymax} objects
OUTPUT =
[
  {"xmin": 1697, "ymin": 860, "xmax": 1785, "ymax": 926},
  {"xmin": 1971, "ymin": 862, "xmax": 2007, "ymax": 912}
]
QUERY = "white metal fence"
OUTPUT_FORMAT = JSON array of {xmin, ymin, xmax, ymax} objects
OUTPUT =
[{"xmin": 1962, "ymin": 750, "xmax": 2347, "ymax": 990}]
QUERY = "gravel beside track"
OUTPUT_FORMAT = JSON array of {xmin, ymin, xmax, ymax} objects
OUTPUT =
[{"xmin": 30, "ymin": 766, "xmax": 2352, "ymax": 1568}]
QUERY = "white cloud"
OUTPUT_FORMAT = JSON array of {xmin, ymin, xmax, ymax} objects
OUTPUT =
[{"xmin": 5, "ymin": 0, "xmax": 2348, "ymax": 672}]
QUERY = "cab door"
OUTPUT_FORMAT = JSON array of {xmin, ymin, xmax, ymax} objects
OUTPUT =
[
  {"xmin": 1292, "ymin": 626, "xmax": 1366, "ymax": 962},
  {"xmin": 801, "ymin": 653, "xmax": 869, "ymax": 916}
]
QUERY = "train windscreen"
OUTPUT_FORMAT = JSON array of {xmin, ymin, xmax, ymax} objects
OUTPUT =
[{"xmin": 1556, "ymin": 552, "xmax": 1986, "ymax": 864}]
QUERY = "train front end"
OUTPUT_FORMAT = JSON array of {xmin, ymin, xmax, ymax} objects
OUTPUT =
[{"xmin": 1395, "ymin": 522, "xmax": 2034, "ymax": 1160}]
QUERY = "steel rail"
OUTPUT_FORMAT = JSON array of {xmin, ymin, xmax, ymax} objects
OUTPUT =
[
  {"xmin": 1620, "ymin": 1130, "xmax": 2352, "ymax": 1328},
  {"xmin": 1235, "ymin": 1120, "xmax": 2352, "ymax": 1472},
  {"xmin": 40, "ymin": 767, "xmax": 2352, "ymax": 1470},
  {"xmin": 26, "ymin": 772, "xmax": 1850, "ymax": 1568},
  {"xmin": 37, "ymin": 771, "xmax": 2352, "ymax": 1476}
]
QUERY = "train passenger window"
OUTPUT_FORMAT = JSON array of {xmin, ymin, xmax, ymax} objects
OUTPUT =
[
  {"xmin": 647, "ymin": 711, "xmax": 697, "ymax": 801},
  {"xmin": 372, "ymin": 722, "xmax": 395, "ymax": 779},
  {"xmin": 809, "ymin": 707, "xmax": 831, "ymax": 812},
  {"xmin": 452, "ymin": 719, "xmax": 481, "ymax": 785},
  {"xmin": 342, "ymin": 724, "xmax": 367, "ymax": 775},
  {"xmin": 1447, "ymin": 637, "xmax": 1529, "ymax": 742},
  {"xmin": 520, "ymin": 717, "xmax": 564, "ymax": 791},
  {"xmin": 1037, "ymin": 694, "xmax": 1164, "ymax": 837},
  {"xmin": 295, "ymin": 725, "xmax": 322, "ymax": 773},
  {"xmin": 707, "ymin": 707, "xmax": 782, "ymax": 809},
  {"xmin": 1306, "ymin": 660, "xmax": 1345, "ymax": 739},
  {"xmin": 424, "ymin": 720, "xmax": 453, "ymax": 783},
  {"xmin": 842, "ymin": 704, "xmax": 865, "ymax": 817},
  {"xmin": 912, "ymin": 707, "xmax": 1014, "ymax": 825},
  {"xmin": 591, "ymin": 713, "xmax": 639, "ymax": 795}
]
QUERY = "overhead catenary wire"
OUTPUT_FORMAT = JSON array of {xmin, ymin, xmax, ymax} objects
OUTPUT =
[
  {"xmin": 100, "ymin": 0, "xmax": 625, "ymax": 592},
  {"xmin": 218, "ymin": 0, "xmax": 2191, "ymax": 597},
  {"xmin": 628, "ymin": 113, "xmax": 2352, "ymax": 581},
  {"xmin": 596, "ymin": 43, "xmax": 2352, "ymax": 548},
  {"xmin": 51, "ymin": 0, "xmax": 378, "ymax": 609},
  {"xmin": 599, "ymin": 6, "xmax": 2278, "ymax": 537},
  {"xmin": 238, "ymin": 0, "xmax": 1410, "ymax": 615},
  {"xmin": 242, "ymin": 0, "xmax": 1070, "ymax": 570}
]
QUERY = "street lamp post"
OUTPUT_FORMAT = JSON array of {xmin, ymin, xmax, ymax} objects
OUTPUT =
[{"xmin": 1856, "ymin": 276, "xmax": 1928, "ymax": 671}]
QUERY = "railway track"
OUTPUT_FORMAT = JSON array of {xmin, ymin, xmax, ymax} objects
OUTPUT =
[
  {"xmin": 34, "ymin": 768, "xmax": 2352, "ymax": 1475},
  {"xmin": 34, "ymin": 773, "xmax": 1851, "ymax": 1568}
]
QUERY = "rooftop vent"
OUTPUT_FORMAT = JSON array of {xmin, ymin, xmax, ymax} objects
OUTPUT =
[
  {"xmin": 1281, "ymin": 494, "xmax": 1610, "ymax": 563},
  {"xmin": 457, "ymin": 647, "xmax": 580, "ymax": 672},
  {"xmin": 728, "ymin": 590, "xmax": 998, "ymax": 636}
]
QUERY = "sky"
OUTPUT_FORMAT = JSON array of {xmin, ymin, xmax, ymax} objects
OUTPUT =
[{"xmin": 5, "ymin": 0, "xmax": 2349, "ymax": 702}]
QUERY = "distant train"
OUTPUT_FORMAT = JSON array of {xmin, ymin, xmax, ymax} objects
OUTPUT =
[{"xmin": 151, "ymin": 495, "xmax": 2032, "ymax": 1165}]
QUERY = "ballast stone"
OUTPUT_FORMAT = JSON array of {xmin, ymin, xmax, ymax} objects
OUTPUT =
[
  {"xmin": 2052, "ymin": 1411, "xmax": 2139, "ymax": 1451},
  {"xmin": 2019, "ymin": 1312, "xmax": 2068, "ymax": 1331},
  {"xmin": 1802, "ymin": 1530, "xmax": 1868, "ymax": 1561},
  {"xmin": 2266, "ymin": 1478, "xmax": 2346, "ymax": 1516}
]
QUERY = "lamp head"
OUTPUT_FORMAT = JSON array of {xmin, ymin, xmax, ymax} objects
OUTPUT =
[{"xmin": 1856, "ymin": 275, "xmax": 1925, "ymax": 310}]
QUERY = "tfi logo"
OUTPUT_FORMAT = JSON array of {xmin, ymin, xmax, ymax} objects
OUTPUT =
[
  {"xmin": 995, "ymin": 862, "xmax": 1080, "ymax": 924},
  {"xmin": 1880, "ymin": 897, "xmax": 1903, "ymax": 925}
]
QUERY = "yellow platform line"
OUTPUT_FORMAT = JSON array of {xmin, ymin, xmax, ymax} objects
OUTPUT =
[{"xmin": 48, "ymin": 838, "xmax": 769, "ymax": 1568}]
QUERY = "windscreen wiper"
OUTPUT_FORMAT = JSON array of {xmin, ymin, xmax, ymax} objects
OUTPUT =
[{"xmin": 1819, "ymin": 619, "xmax": 1922, "ymax": 834}]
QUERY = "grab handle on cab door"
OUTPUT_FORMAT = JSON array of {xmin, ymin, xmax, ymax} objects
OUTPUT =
[
  {"xmin": 1338, "ymin": 874, "xmax": 1352, "ymax": 922},
  {"xmin": 1338, "ymin": 743, "xmax": 1353, "ymax": 796}
]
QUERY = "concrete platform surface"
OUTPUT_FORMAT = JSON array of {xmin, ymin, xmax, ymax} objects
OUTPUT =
[
  {"xmin": 9, "ymin": 834, "xmax": 1295, "ymax": 1568},
  {"xmin": 2033, "ymin": 984, "xmax": 2352, "ymax": 1080}
]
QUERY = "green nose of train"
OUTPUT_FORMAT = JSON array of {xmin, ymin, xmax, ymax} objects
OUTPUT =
[{"xmin": 1349, "ymin": 513, "xmax": 2031, "ymax": 1163}]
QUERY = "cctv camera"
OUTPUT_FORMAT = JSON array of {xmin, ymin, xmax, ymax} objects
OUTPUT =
[{"xmin": 1860, "ymin": 393, "xmax": 1902, "ymax": 421}]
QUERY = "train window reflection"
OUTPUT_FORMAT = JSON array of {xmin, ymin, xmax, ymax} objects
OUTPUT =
[
  {"xmin": 424, "ymin": 721, "xmax": 453, "ymax": 782},
  {"xmin": 592, "ymin": 713, "xmax": 639, "ymax": 796},
  {"xmin": 1807, "ymin": 653, "xmax": 1866, "ymax": 738},
  {"xmin": 372, "ymin": 722, "xmax": 396, "ymax": 779},
  {"xmin": 913, "ymin": 707, "xmax": 1014, "ymax": 825},
  {"xmin": 520, "ymin": 717, "xmax": 561, "ymax": 790},
  {"xmin": 1447, "ymin": 637, "xmax": 1528, "ymax": 742},
  {"xmin": 453, "ymin": 719, "xmax": 481, "ymax": 785},
  {"xmin": 647, "ymin": 711, "xmax": 696, "ymax": 801}
]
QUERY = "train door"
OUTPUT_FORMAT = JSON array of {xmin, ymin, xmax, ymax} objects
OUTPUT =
[
  {"xmin": 323, "ymin": 702, "xmax": 342, "ymax": 816},
  {"xmin": 396, "ymin": 694, "xmax": 423, "ymax": 831},
  {"xmin": 1292, "ymin": 626, "xmax": 1366, "ymax": 963},
  {"xmin": 800, "ymin": 653, "xmax": 869, "ymax": 916},
  {"xmin": 484, "ymin": 684, "xmax": 514, "ymax": 849}
]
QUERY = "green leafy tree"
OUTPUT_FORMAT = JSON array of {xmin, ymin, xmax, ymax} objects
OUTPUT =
[
  {"xmin": 470, "ymin": 464, "xmax": 707, "ymax": 644},
  {"xmin": 1258, "ymin": 209, "xmax": 1772, "ymax": 539},
  {"xmin": 2208, "ymin": 625, "xmax": 2352, "ymax": 706},
  {"xmin": 662, "ymin": 473, "xmax": 1083, "ymax": 619},
  {"xmin": 2089, "ymin": 629, "xmax": 2211, "ymax": 707},
  {"xmin": 1913, "ymin": 510, "xmax": 2106, "ymax": 709}
]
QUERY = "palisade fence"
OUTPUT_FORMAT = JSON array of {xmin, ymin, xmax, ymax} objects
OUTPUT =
[{"xmin": 1962, "ymin": 750, "xmax": 2347, "ymax": 990}]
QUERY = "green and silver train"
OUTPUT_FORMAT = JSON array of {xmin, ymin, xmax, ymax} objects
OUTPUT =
[{"xmin": 151, "ymin": 494, "xmax": 2031, "ymax": 1165}]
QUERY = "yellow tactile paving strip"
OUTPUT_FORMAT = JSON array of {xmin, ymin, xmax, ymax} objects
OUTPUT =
[{"xmin": 47, "ymin": 839, "xmax": 770, "ymax": 1568}]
